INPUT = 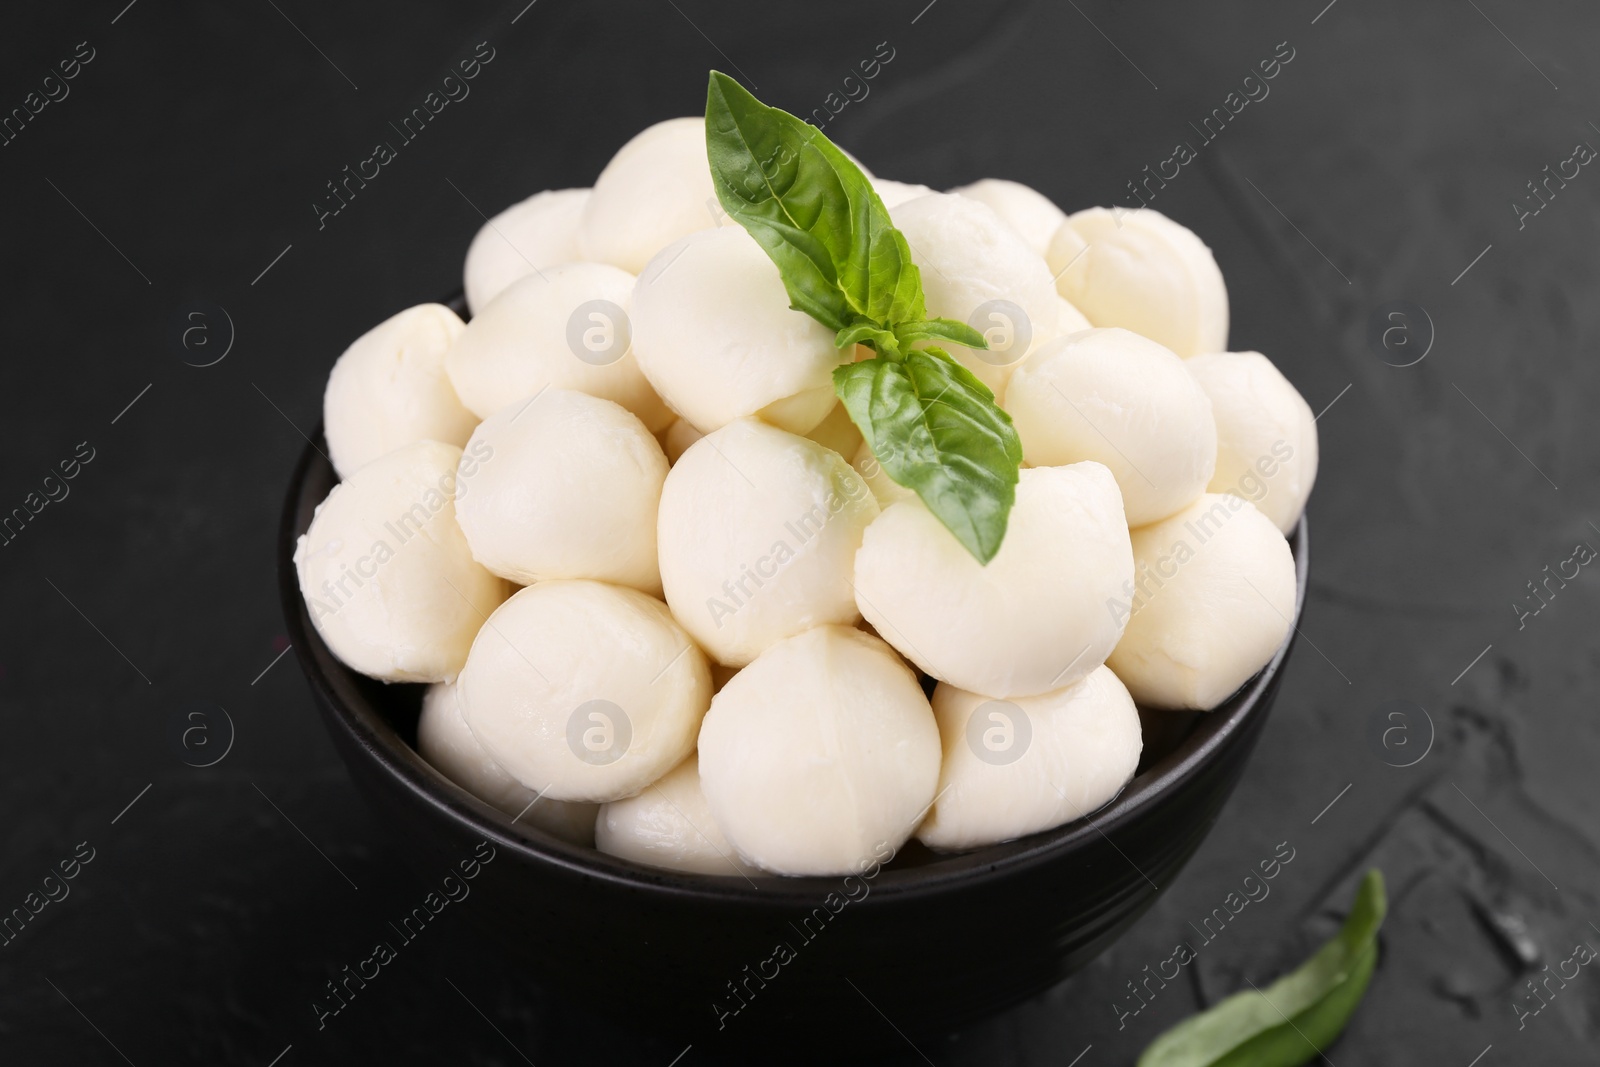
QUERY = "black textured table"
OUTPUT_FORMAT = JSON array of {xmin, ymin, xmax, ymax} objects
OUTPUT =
[{"xmin": 4, "ymin": 1, "xmax": 1597, "ymax": 1063}]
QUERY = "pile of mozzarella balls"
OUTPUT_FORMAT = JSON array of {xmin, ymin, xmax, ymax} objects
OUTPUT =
[{"xmin": 294, "ymin": 116, "xmax": 1316, "ymax": 879}]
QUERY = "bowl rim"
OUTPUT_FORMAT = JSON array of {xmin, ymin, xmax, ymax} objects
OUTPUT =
[{"xmin": 280, "ymin": 428, "xmax": 1307, "ymax": 907}]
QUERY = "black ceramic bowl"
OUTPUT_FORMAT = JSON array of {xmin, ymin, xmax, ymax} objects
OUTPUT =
[{"xmin": 279, "ymin": 427, "xmax": 1306, "ymax": 1054}]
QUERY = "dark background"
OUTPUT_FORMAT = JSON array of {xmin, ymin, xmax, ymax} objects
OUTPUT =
[{"xmin": 3, "ymin": 0, "xmax": 1598, "ymax": 1063}]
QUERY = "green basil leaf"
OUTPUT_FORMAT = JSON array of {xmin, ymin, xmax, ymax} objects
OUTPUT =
[
  {"xmin": 1138, "ymin": 870, "xmax": 1387, "ymax": 1067},
  {"xmin": 1204, "ymin": 942, "xmax": 1377, "ymax": 1067},
  {"xmin": 834, "ymin": 349, "xmax": 1021, "ymax": 563},
  {"xmin": 705, "ymin": 71, "xmax": 924, "ymax": 330},
  {"xmin": 706, "ymin": 71, "xmax": 1021, "ymax": 565},
  {"xmin": 894, "ymin": 317, "xmax": 989, "ymax": 351}
]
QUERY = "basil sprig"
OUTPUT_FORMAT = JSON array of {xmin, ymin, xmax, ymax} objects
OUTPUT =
[
  {"xmin": 705, "ymin": 71, "xmax": 1022, "ymax": 564},
  {"xmin": 1138, "ymin": 870, "xmax": 1387, "ymax": 1067}
]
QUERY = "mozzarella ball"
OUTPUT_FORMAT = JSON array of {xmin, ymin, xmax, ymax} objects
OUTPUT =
[
  {"xmin": 632, "ymin": 227, "xmax": 844, "ymax": 435},
  {"xmin": 323, "ymin": 304, "xmax": 475, "ymax": 479},
  {"xmin": 892, "ymin": 193, "xmax": 1060, "ymax": 395},
  {"xmin": 804, "ymin": 402, "xmax": 863, "ymax": 459},
  {"xmin": 661, "ymin": 418, "xmax": 704, "ymax": 465},
  {"xmin": 874, "ymin": 179, "xmax": 935, "ymax": 207},
  {"xmin": 658, "ymin": 419, "xmax": 880, "ymax": 667},
  {"xmin": 453, "ymin": 389, "xmax": 667, "ymax": 593},
  {"xmin": 697, "ymin": 626, "xmax": 940, "ymax": 876},
  {"xmin": 418, "ymin": 680, "xmax": 598, "ymax": 845},
  {"xmin": 917, "ymin": 666, "xmax": 1142, "ymax": 851},
  {"xmin": 446, "ymin": 263, "xmax": 671, "ymax": 431},
  {"xmin": 1047, "ymin": 207, "xmax": 1228, "ymax": 357},
  {"xmin": 579, "ymin": 117, "xmax": 723, "ymax": 273},
  {"xmin": 851, "ymin": 438, "xmax": 917, "ymax": 508},
  {"xmin": 1108, "ymin": 494, "xmax": 1296, "ymax": 710},
  {"xmin": 295, "ymin": 441, "xmax": 509, "ymax": 683},
  {"xmin": 463, "ymin": 188, "xmax": 588, "ymax": 315},
  {"xmin": 1185, "ymin": 352, "xmax": 1318, "ymax": 534},
  {"xmin": 854, "ymin": 463, "xmax": 1134, "ymax": 698},
  {"xmin": 458, "ymin": 580, "xmax": 711, "ymax": 802},
  {"xmin": 596, "ymin": 754, "xmax": 760, "ymax": 876},
  {"xmin": 951, "ymin": 178, "xmax": 1068, "ymax": 258},
  {"xmin": 1006, "ymin": 328, "xmax": 1217, "ymax": 527}
]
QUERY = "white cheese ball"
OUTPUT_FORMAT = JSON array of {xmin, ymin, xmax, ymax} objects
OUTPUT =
[
  {"xmin": 1047, "ymin": 207, "xmax": 1228, "ymax": 357},
  {"xmin": 892, "ymin": 193, "xmax": 1060, "ymax": 395},
  {"xmin": 579, "ymin": 117, "xmax": 723, "ymax": 273},
  {"xmin": 446, "ymin": 263, "xmax": 672, "ymax": 431},
  {"xmin": 1108, "ymin": 494, "xmax": 1296, "ymax": 710},
  {"xmin": 417, "ymin": 680, "xmax": 598, "ymax": 845},
  {"xmin": 951, "ymin": 178, "xmax": 1068, "ymax": 258},
  {"xmin": 632, "ymin": 227, "xmax": 844, "ymax": 435},
  {"xmin": 1185, "ymin": 352, "xmax": 1318, "ymax": 534},
  {"xmin": 595, "ymin": 754, "xmax": 760, "ymax": 876},
  {"xmin": 851, "ymin": 438, "xmax": 917, "ymax": 508},
  {"xmin": 463, "ymin": 188, "xmax": 589, "ymax": 315},
  {"xmin": 697, "ymin": 625, "xmax": 940, "ymax": 876},
  {"xmin": 854, "ymin": 463, "xmax": 1134, "ymax": 698},
  {"xmin": 1006, "ymin": 328, "xmax": 1217, "ymax": 527},
  {"xmin": 917, "ymin": 666, "xmax": 1142, "ymax": 851},
  {"xmin": 295, "ymin": 441, "xmax": 510, "ymax": 683},
  {"xmin": 657, "ymin": 419, "xmax": 880, "ymax": 667},
  {"xmin": 458, "ymin": 580, "xmax": 711, "ymax": 802},
  {"xmin": 323, "ymin": 304, "xmax": 475, "ymax": 480},
  {"xmin": 873, "ymin": 179, "xmax": 935, "ymax": 207},
  {"xmin": 453, "ymin": 389, "xmax": 667, "ymax": 593}
]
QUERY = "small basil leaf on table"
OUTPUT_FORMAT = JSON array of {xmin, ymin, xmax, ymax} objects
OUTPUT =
[
  {"xmin": 705, "ymin": 70, "xmax": 1023, "ymax": 564},
  {"xmin": 1138, "ymin": 869, "xmax": 1387, "ymax": 1067},
  {"xmin": 834, "ymin": 349, "xmax": 1021, "ymax": 564}
]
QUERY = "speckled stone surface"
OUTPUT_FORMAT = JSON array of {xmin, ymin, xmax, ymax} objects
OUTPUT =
[{"xmin": 3, "ymin": 0, "xmax": 1597, "ymax": 1063}]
